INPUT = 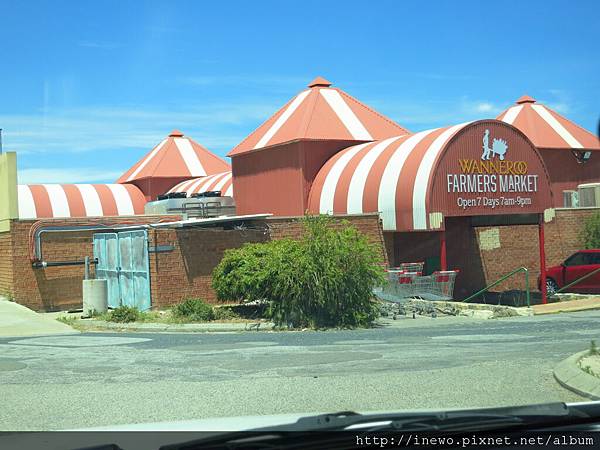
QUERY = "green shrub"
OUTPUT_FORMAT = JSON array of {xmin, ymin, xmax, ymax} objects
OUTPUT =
[
  {"xmin": 212, "ymin": 239, "xmax": 297, "ymax": 303},
  {"xmin": 172, "ymin": 298, "xmax": 215, "ymax": 322},
  {"xmin": 212, "ymin": 215, "xmax": 385, "ymax": 329},
  {"xmin": 581, "ymin": 212, "xmax": 600, "ymax": 249},
  {"xmin": 590, "ymin": 340, "xmax": 599, "ymax": 356},
  {"xmin": 109, "ymin": 306, "xmax": 140, "ymax": 323},
  {"xmin": 213, "ymin": 306, "xmax": 238, "ymax": 320}
]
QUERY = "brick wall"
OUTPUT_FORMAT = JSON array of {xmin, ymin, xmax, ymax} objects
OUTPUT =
[
  {"xmin": 149, "ymin": 227, "xmax": 269, "ymax": 307},
  {"xmin": 12, "ymin": 222, "xmax": 96, "ymax": 310},
  {"xmin": 0, "ymin": 231, "xmax": 14, "ymax": 298},
  {"xmin": 474, "ymin": 208, "xmax": 600, "ymax": 294},
  {"xmin": 266, "ymin": 214, "xmax": 388, "ymax": 265},
  {"xmin": 150, "ymin": 214, "xmax": 388, "ymax": 307},
  {"xmin": 4, "ymin": 213, "xmax": 386, "ymax": 311},
  {"xmin": 545, "ymin": 209, "xmax": 600, "ymax": 266},
  {"xmin": 6, "ymin": 216, "xmax": 179, "ymax": 311},
  {"xmin": 11, "ymin": 208, "xmax": 592, "ymax": 309},
  {"xmin": 391, "ymin": 209, "xmax": 600, "ymax": 298}
]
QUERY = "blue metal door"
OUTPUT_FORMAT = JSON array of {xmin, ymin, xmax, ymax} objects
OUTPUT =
[
  {"xmin": 94, "ymin": 233, "xmax": 121, "ymax": 308},
  {"xmin": 93, "ymin": 230, "xmax": 151, "ymax": 310}
]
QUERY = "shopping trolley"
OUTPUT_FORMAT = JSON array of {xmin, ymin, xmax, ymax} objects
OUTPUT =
[
  {"xmin": 412, "ymin": 270, "xmax": 459, "ymax": 301},
  {"xmin": 389, "ymin": 262, "xmax": 424, "ymax": 274},
  {"xmin": 374, "ymin": 270, "xmax": 420, "ymax": 303},
  {"xmin": 374, "ymin": 269, "xmax": 459, "ymax": 303}
]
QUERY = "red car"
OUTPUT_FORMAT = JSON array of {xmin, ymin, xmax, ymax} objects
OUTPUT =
[{"xmin": 541, "ymin": 249, "xmax": 600, "ymax": 295}]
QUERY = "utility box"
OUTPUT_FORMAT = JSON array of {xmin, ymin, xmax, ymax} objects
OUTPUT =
[{"xmin": 83, "ymin": 279, "xmax": 108, "ymax": 316}]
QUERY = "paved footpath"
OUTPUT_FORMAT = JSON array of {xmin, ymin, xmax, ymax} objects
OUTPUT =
[
  {"xmin": 533, "ymin": 296, "xmax": 600, "ymax": 315},
  {"xmin": 1, "ymin": 311, "xmax": 600, "ymax": 430},
  {"xmin": 0, "ymin": 299, "xmax": 77, "ymax": 337}
]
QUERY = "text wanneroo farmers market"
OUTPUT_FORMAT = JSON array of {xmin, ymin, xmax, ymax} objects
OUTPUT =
[{"xmin": 447, "ymin": 159, "xmax": 539, "ymax": 194}]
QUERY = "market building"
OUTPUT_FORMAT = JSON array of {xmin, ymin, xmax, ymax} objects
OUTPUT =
[
  {"xmin": 306, "ymin": 119, "xmax": 558, "ymax": 298},
  {"xmin": 0, "ymin": 78, "xmax": 599, "ymax": 311}
]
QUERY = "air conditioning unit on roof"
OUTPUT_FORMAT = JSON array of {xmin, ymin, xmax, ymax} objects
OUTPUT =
[{"xmin": 578, "ymin": 183, "xmax": 600, "ymax": 207}]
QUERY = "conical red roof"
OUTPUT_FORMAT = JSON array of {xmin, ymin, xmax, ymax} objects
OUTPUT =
[
  {"xmin": 497, "ymin": 96, "xmax": 600, "ymax": 150},
  {"xmin": 228, "ymin": 77, "xmax": 409, "ymax": 156},
  {"xmin": 117, "ymin": 130, "xmax": 231, "ymax": 183},
  {"xmin": 308, "ymin": 76, "xmax": 332, "ymax": 88}
]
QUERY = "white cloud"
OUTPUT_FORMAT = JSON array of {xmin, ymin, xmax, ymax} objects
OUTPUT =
[
  {"xmin": 404, "ymin": 72, "xmax": 476, "ymax": 81},
  {"xmin": 77, "ymin": 40, "xmax": 121, "ymax": 50},
  {"xmin": 365, "ymin": 96, "xmax": 504, "ymax": 130},
  {"xmin": 17, "ymin": 168, "xmax": 124, "ymax": 184},
  {"xmin": 544, "ymin": 102, "xmax": 571, "ymax": 114},
  {"xmin": 460, "ymin": 98, "xmax": 503, "ymax": 116},
  {"xmin": 0, "ymin": 101, "xmax": 275, "ymax": 155},
  {"xmin": 542, "ymin": 89, "xmax": 573, "ymax": 114},
  {"xmin": 474, "ymin": 102, "xmax": 495, "ymax": 113},
  {"xmin": 177, "ymin": 75, "xmax": 309, "ymax": 87}
]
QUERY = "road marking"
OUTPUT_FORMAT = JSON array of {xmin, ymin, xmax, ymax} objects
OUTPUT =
[
  {"xmin": 8, "ymin": 336, "xmax": 151, "ymax": 347},
  {"xmin": 430, "ymin": 334, "xmax": 535, "ymax": 341}
]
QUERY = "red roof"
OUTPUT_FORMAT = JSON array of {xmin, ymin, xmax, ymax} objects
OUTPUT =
[
  {"xmin": 167, "ymin": 172, "xmax": 233, "ymax": 198},
  {"xmin": 18, "ymin": 184, "xmax": 146, "ymax": 219},
  {"xmin": 118, "ymin": 130, "xmax": 231, "ymax": 183},
  {"xmin": 307, "ymin": 123, "xmax": 470, "ymax": 232},
  {"xmin": 228, "ymin": 77, "xmax": 409, "ymax": 156},
  {"xmin": 497, "ymin": 96, "xmax": 600, "ymax": 150}
]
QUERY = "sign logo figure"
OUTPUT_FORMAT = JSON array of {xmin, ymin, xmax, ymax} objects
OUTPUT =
[{"xmin": 481, "ymin": 129, "xmax": 508, "ymax": 161}]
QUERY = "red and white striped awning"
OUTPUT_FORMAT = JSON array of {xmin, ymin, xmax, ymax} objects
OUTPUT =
[
  {"xmin": 228, "ymin": 77, "xmax": 409, "ymax": 156},
  {"xmin": 166, "ymin": 171, "xmax": 233, "ymax": 197},
  {"xmin": 497, "ymin": 96, "xmax": 600, "ymax": 150},
  {"xmin": 17, "ymin": 184, "xmax": 147, "ymax": 219},
  {"xmin": 118, "ymin": 129, "xmax": 231, "ymax": 183},
  {"xmin": 307, "ymin": 123, "xmax": 470, "ymax": 232}
]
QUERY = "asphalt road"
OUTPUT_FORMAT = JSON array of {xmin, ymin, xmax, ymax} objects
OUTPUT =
[{"xmin": 1, "ymin": 311, "xmax": 600, "ymax": 431}]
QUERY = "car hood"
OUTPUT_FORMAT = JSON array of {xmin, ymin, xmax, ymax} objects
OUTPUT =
[
  {"xmin": 68, "ymin": 402, "xmax": 596, "ymax": 432},
  {"xmin": 68, "ymin": 409, "xmax": 431, "ymax": 431},
  {"xmin": 70, "ymin": 411, "xmax": 325, "ymax": 431}
]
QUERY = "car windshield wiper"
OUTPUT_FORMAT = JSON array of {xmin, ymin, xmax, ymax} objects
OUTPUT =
[
  {"xmin": 254, "ymin": 402, "xmax": 574, "ymax": 433},
  {"xmin": 160, "ymin": 402, "xmax": 596, "ymax": 450}
]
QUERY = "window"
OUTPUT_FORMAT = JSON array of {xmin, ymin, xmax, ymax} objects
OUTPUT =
[
  {"xmin": 588, "ymin": 253, "xmax": 600, "ymax": 265},
  {"xmin": 564, "ymin": 252, "xmax": 592, "ymax": 266}
]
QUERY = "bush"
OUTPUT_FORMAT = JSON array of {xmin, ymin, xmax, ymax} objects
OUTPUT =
[
  {"xmin": 213, "ymin": 306, "xmax": 239, "ymax": 320},
  {"xmin": 172, "ymin": 298, "xmax": 215, "ymax": 322},
  {"xmin": 212, "ymin": 239, "xmax": 301, "ymax": 304},
  {"xmin": 212, "ymin": 215, "xmax": 385, "ymax": 329},
  {"xmin": 109, "ymin": 306, "xmax": 140, "ymax": 323},
  {"xmin": 581, "ymin": 212, "xmax": 600, "ymax": 249}
]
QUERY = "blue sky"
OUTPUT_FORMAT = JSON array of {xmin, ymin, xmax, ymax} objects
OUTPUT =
[{"xmin": 1, "ymin": 0, "xmax": 598, "ymax": 184}]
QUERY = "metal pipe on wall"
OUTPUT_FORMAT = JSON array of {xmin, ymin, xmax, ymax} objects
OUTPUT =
[
  {"xmin": 32, "ymin": 259, "xmax": 98, "ymax": 269},
  {"xmin": 33, "ymin": 224, "xmax": 147, "ymax": 262}
]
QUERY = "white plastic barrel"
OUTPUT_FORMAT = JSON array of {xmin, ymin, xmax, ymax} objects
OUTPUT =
[{"xmin": 82, "ymin": 279, "xmax": 108, "ymax": 316}]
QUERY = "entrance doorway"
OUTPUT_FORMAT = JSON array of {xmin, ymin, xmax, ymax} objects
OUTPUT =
[{"xmin": 93, "ymin": 230, "xmax": 151, "ymax": 310}]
